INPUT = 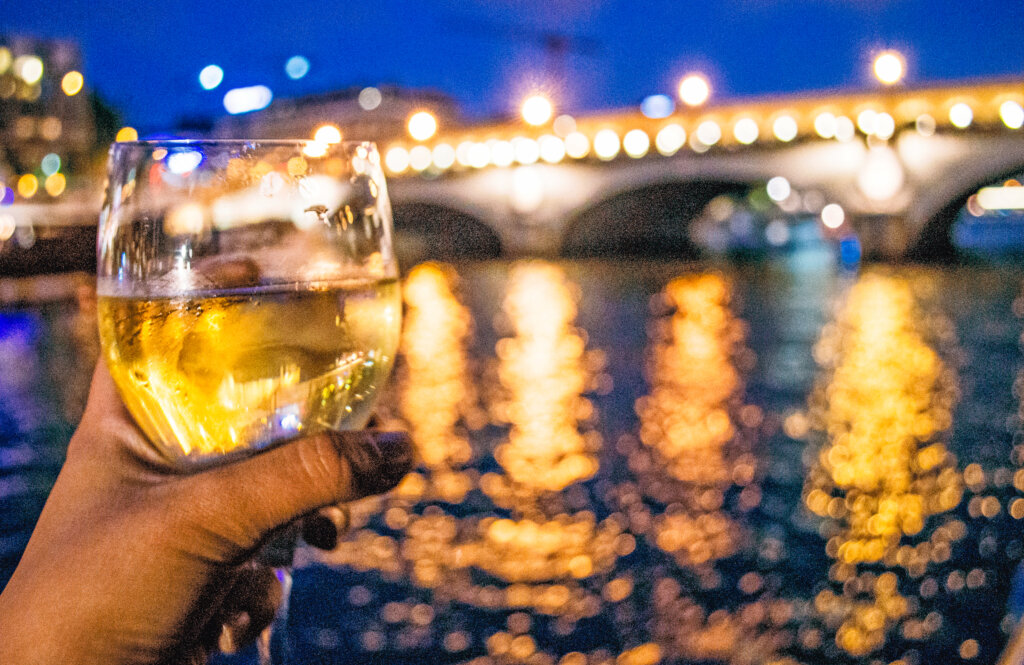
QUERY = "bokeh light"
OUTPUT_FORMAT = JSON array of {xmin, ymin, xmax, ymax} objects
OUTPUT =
[
  {"xmin": 656, "ymin": 124, "xmax": 686, "ymax": 155},
  {"xmin": 814, "ymin": 112, "xmax": 837, "ymax": 139},
  {"xmin": 407, "ymin": 111, "xmax": 438, "ymax": 141},
  {"xmin": 766, "ymin": 176, "xmax": 791, "ymax": 202},
  {"xmin": 40, "ymin": 153, "xmax": 60, "ymax": 176},
  {"xmin": 60, "ymin": 70, "xmax": 83, "ymax": 96},
  {"xmin": 44, "ymin": 173, "xmax": 66, "ymax": 197},
  {"xmin": 593, "ymin": 129, "xmax": 621, "ymax": 160},
  {"xmin": 949, "ymin": 103, "xmax": 973, "ymax": 129},
  {"xmin": 314, "ymin": 124, "xmax": 342, "ymax": 144},
  {"xmin": 821, "ymin": 202, "xmax": 845, "ymax": 228},
  {"xmin": 223, "ymin": 85, "xmax": 273, "ymax": 114},
  {"xmin": 115, "ymin": 126, "xmax": 138, "ymax": 142},
  {"xmin": 385, "ymin": 146, "xmax": 410, "ymax": 174},
  {"xmin": 538, "ymin": 135, "xmax": 566, "ymax": 163},
  {"xmin": 198, "ymin": 64, "xmax": 223, "ymax": 90},
  {"xmin": 732, "ymin": 117, "xmax": 759, "ymax": 145},
  {"xmin": 695, "ymin": 120, "xmax": 721, "ymax": 146},
  {"xmin": 285, "ymin": 55, "xmax": 310, "ymax": 80},
  {"xmin": 521, "ymin": 94, "xmax": 554, "ymax": 126},
  {"xmin": 772, "ymin": 115, "xmax": 798, "ymax": 142},
  {"xmin": 564, "ymin": 132, "xmax": 589, "ymax": 159},
  {"xmin": 873, "ymin": 50, "xmax": 906, "ymax": 85},
  {"xmin": 999, "ymin": 100, "xmax": 1024, "ymax": 129},
  {"xmin": 678, "ymin": 74, "xmax": 710, "ymax": 107},
  {"xmin": 13, "ymin": 55, "xmax": 43, "ymax": 84},
  {"xmin": 409, "ymin": 145, "xmax": 432, "ymax": 171},
  {"xmin": 358, "ymin": 86, "xmax": 382, "ymax": 111},
  {"xmin": 641, "ymin": 94, "xmax": 675, "ymax": 119},
  {"xmin": 623, "ymin": 129, "xmax": 650, "ymax": 158},
  {"xmin": 432, "ymin": 143, "xmax": 456, "ymax": 169},
  {"xmin": 17, "ymin": 174, "xmax": 38, "ymax": 198}
]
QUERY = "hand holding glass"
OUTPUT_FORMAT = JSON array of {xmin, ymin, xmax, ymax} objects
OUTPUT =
[{"xmin": 97, "ymin": 140, "xmax": 400, "ymax": 468}]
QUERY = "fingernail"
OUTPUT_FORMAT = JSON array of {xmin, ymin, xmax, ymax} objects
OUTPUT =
[
  {"xmin": 302, "ymin": 512, "xmax": 338, "ymax": 550},
  {"xmin": 333, "ymin": 430, "xmax": 413, "ymax": 497}
]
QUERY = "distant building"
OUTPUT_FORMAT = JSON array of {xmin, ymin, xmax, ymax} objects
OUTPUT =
[
  {"xmin": 0, "ymin": 36, "xmax": 95, "ymax": 180},
  {"xmin": 213, "ymin": 85, "xmax": 461, "ymax": 142}
]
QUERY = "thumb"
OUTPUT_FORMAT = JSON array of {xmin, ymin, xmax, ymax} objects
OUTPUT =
[{"xmin": 179, "ymin": 430, "xmax": 413, "ymax": 555}]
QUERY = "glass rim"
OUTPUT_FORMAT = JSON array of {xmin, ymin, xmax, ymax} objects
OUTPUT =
[{"xmin": 109, "ymin": 138, "xmax": 379, "ymax": 150}]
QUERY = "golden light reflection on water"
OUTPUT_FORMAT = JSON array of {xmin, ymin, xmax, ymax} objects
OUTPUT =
[
  {"xmin": 489, "ymin": 262, "xmax": 600, "ymax": 501},
  {"xmin": 394, "ymin": 263, "xmax": 483, "ymax": 503},
  {"xmin": 309, "ymin": 261, "xmax": 629, "ymax": 656},
  {"xmin": 622, "ymin": 274, "xmax": 758, "ymax": 565},
  {"xmin": 803, "ymin": 272, "xmax": 963, "ymax": 657},
  {"xmin": 621, "ymin": 273, "xmax": 787, "ymax": 664}
]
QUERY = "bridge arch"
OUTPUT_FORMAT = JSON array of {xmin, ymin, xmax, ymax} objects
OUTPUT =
[
  {"xmin": 392, "ymin": 201, "xmax": 503, "ymax": 263},
  {"xmin": 559, "ymin": 179, "xmax": 751, "ymax": 258},
  {"xmin": 907, "ymin": 160, "xmax": 1024, "ymax": 260}
]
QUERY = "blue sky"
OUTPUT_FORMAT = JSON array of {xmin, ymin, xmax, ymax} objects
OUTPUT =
[{"xmin": 5, "ymin": 0, "xmax": 1023, "ymax": 130}]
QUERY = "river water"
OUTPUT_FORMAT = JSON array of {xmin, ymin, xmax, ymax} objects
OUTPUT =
[{"xmin": 2, "ymin": 257, "xmax": 1023, "ymax": 665}]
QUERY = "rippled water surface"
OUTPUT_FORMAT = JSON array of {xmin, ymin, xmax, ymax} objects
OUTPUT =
[{"xmin": 2, "ymin": 259, "xmax": 1024, "ymax": 665}]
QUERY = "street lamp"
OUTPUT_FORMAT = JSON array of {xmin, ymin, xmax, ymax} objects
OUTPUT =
[
  {"xmin": 678, "ymin": 74, "xmax": 710, "ymax": 107},
  {"xmin": 407, "ymin": 111, "xmax": 438, "ymax": 141},
  {"xmin": 873, "ymin": 51, "xmax": 905, "ymax": 85},
  {"xmin": 521, "ymin": 94, "xmax": 553, "ymax": 126}
]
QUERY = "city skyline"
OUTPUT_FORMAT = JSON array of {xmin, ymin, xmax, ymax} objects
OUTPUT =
[{"xmin": 3, "ymin": 0, "xmax": 1023, "ymax": 131}]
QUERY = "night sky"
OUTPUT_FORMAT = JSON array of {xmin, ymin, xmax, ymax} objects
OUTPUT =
[{"xmin": 5, "ymin": 0, "xmax": 1024, "ymax": 131}]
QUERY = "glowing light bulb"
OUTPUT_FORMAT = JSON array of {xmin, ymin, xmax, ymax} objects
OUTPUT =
[
  {"xmin": 655, "ymin": 124, "xmax": 686, "ymax": 155},
  {"xmin": 695, "ymin": 120, "xmax": 721, "ymax": 146},
  {"xmin": 873, "ymin": 51, "xmax": 905, "ymax": 85},
  {"xmin": 999, "ymin": 101, "xmax": 1023, "ymax": 129},
  {"xmin": 857, "ymin": 109, "xmax": 877, "ymax": 135},
  {"xmin": 513, "ymin": 137, "xmax": 540, "ymax": 165},
  {"xmin": 432, "ymin": 143, "xmax": 456, "ymax": 169},
  {"xmin": 733, "ymin": 118, "xmax": 759, "ymax": 144},
  {"xmin": 873, "ymin": 112, "xmax": 895, "ymax": 140},
  {"xmin": 538, "ymin": 135, "xmax": 565, "ymax": 163},
  {"xmin": 835, "ymin": 116, "xmax": 856, "ymax": 141},
  {"xmin": 314, "ymin": 125, "xmax": 342, "ymax": 144},
  {"xmin": 521, "ymin": 94, "xmax": 553, "ymax": 126},
  {"xmin": 949, "ymin": 103, "xmax": 973, "ymax": 129},
  {"xmin": 564, "ymin": 132, "xmax": 589, "ymax": 159},
  {"xmin": 409, "ymin": 145, "xmax": 432, "ymax": 171},
  {"xmin": 678, "ymin": 74, "xmax": 710, "ymax": 107},
  {"xmin": 593, "ymin": 129, "xmax": 620, "ymax": 160},
  {"xmin": 623, "ymin": 129, "xmax": 650, "ymax": 158},
  {"xmin": 814, "ymin": 113, "xmax": 837, "ymax": 139},
  {"xmin": 385, "ymin": 146, "xmax": 410, "ymax": 174},
  {"xmin": 407, "ymin": 111, "xmax": 438, "ymax": 141},
  {"xmin": 773, "ymin": 115, "xmax": 798, "ymax": 142},
  {"xmin": 490, "ymin": 140, "xmax": 514, "ymax": 167}
]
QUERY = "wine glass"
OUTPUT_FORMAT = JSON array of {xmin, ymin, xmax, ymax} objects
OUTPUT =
[{"xmin": 96, "ymin": 139, "xmax": 401, "ymax": 660}]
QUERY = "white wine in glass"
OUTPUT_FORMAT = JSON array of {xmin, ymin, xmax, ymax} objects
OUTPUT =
[{"xmin": 97, "ymin": 139, "xmax": 400, "ymax": 468}]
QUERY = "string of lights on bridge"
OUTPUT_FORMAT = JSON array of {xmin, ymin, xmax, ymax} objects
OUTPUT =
[{"xmin": 373, "ymin": 51, "xmax": 1024, "ymax": 178}]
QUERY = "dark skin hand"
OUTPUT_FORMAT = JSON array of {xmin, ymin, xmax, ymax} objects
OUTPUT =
[{"xmin": 0, "ymin": 361, "xmax": 412, "ymax": 665}]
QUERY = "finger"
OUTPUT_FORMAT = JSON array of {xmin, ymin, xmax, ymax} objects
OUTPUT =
[
  {"xmin": 301, "ymin": 505, "xmax": 350, "ymax": 550},
  {"xmin": 216, "ymin": 564, "xmax": 282, "ymax": 653},
  {"xmin": 182, "ymin": 430, "xmax": 412, "ymax": 554}
]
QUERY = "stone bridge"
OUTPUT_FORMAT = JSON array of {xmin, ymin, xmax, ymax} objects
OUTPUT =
[{"xmin": 382, "ymin": 79, "xmax": 1024, "ymax": 260}]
